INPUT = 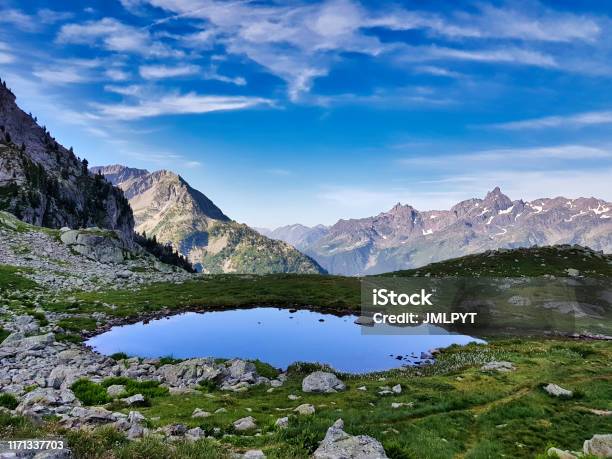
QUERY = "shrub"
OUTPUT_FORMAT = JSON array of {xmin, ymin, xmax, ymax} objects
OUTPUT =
[
  {"xmin": 0, "ymin": 393, "xmax": 18, "ymax": 410},
  {"xmin": 110, "ymin": 352, "xmax": 129, "ymax": 361},
  {"xmin": 71, "ymin": 379, "xmax": 110, "ymax": 406},
  {"xmin": 101, "ymin": 377, "xmax": 169, "ymax": 399}
]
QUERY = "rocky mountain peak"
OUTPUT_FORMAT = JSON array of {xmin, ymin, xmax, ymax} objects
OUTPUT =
[{"xmin": 91, "ymin": 165, "xmax": 149, "ymax": 186}]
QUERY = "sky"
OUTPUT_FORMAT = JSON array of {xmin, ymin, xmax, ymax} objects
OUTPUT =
[{"xmin": 1, "ymin": 0, "xmax": 611, "ymax": 228}]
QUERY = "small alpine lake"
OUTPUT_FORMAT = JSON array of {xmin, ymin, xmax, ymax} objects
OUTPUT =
[{"xmin": 86, "ymin": 307, "xmax": 484, "ymax": 373}]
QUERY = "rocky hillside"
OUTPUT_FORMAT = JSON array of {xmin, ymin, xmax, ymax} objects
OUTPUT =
[
  {"xmin": 92, "ymin": 165, "xmax": 325, "ymax": 274},
  {"xmin": 0, "ymin": 81, "xmax": 134, "ymax": 240},
  {"xmin": 268, "ymin": 187, "xmax": 612, "ymax": 275}
]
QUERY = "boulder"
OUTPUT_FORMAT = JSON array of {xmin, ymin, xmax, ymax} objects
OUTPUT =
[
  {"xmin": 192, "ymin": 408, "xmax": 211, "ymax": 418},
  {"xmin": 156, "ymin": 358, "xmax": 225, "ymax": 387},
  {"xmin": 544, "ymin": 383, "xmax": 573, "ymax": 398},
  {"xmin": 275, "ymin": 416, "xmax": 289, "ymax": 429},
  {"xmin": 243, "ymin": 450, "xmax": 266, "ymax": 459},
  {"xmin": 583, "ymin": 434, "xmax": 612, "ymax": 457},
  {"xmin": 186, "ymin": 427, "xmax": 205, "ymax": 441},
  {"xmin": 481, "ymin": 361, "xmax": 515, "ymax": 372},
  {"xmin": 294, "ymin": 404, "xmax": 315, "ymax": 415},
  {"xmin": 106, "ymin": 385, "xmax": 126, "ymax": 398},
  {"xmin": 121, "ymin": 394, "xmax": 145, "ymax": 406},
  {"xmin": 392, "ymin": 384, "xmax": 401, "ymax": 394},
  {"xmin": 60, "ymin": 229, "xmax": 127, "ymax": 264},
  {"xmin": 546, "ymin": 447, "xmax": 578, "ymax": 459},
  {"xmin": 233, "ymin": 416, "xmax": 257, "ymax": 432},
  {"xmin": 313, "ymin": 419, "xmax": 388, "ymax": 459},
  {"xmin": 48, "ymin": 365, "xmax": 81, "ymax": 390},
  {"xmin": 302, "ymin": 372, "xmax": 346, "ymax": 393}
]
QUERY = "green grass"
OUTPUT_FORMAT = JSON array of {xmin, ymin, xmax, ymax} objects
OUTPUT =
[
  {"xmin": 74, "ymin": 274, "xmax": 361, "ymax": 317},
  {"xmin": 384, "ymin": 245, "xmax": 612, "ymax": 278},
  {"xmin": 0, "ymin": 264, "xmax": 36, "ymax": 291},
  {"xmin": 57, "ymin": 316, "xmax": 98, "ymax": 333},
  {"xmin": 0, "ymin": 393, "xmax": 19, "ymax": 410},
  {"xmin": 0, "ymin": 327, "xmax": 9, "ymax": 344},
  {"xmin": 71, "ymin": 377, "xmax": 169, "ymax": 406}
]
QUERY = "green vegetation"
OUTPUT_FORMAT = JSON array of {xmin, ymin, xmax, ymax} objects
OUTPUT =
[
  {"xmin": 5, "ymin": 339, "xmax": 607, "ymax": 458},
  {"xmin": 0, "ymin": 327, "xmax": 9, "ymax": 344},
  {"xmin": 0, "ymin": 393, "xmax": 19, "ymax": 410},
  {"xmin": 385, "ymin": 245, "xmax": 612, "ymax": 278},
  {"xmin": 57, "ymin": 316, "xmax": 98, "ymax": 332},
  {"xmin": 0, "ymin": 264, "xmax": 36, "ymax": 291},
  {"xmin": 74, "ymin": 274, "xmax": 361, "ymax": 317},
  {"xmin": 71, "ymin": 377, "xmax": 169, "ymax": 406}
]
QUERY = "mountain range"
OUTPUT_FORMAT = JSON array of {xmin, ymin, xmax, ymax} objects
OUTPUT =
[
  {"xmin": 257, "ymin": 187, "xmax": 612, "ymax": 275},
  {"xmin": 92, "ymin": 165, "xmax": 325, "ymax": 274},
  {"xmin": 0, "ymin": 79, "xmax": 133, "ymax": 241}
]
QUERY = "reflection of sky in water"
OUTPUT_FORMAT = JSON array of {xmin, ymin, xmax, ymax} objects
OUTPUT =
[{"xmin": 86, "ymin": 308, "xmax": 484, "ymax": 373}]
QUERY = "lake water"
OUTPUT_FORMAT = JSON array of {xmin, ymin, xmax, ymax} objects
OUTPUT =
[{"xmin": 86, "ymin": 307, "xmax": 484, "ymax": 373}]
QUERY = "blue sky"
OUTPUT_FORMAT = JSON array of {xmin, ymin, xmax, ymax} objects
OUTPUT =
[{"xmin": 1, "ymin": 0, "xmax": 611, "ymax": 227}]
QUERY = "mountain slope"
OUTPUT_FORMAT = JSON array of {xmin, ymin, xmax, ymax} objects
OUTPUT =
[
  {"xmin": 0, "ymin": 80, "xmax": 133, "ymax": 240},
  {"xmin": 256, "ymin": 224, "xmax": 329, "ymax": 251},
  {"xmin": 92, "ymin": 165, "xmax": 325, "ymax": 274},
  {"xmin": 270, "ymin": 187, "xmax": 611, "ymax": 275}
]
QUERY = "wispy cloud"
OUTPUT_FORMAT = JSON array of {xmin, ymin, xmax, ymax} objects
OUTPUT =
[
  {"xmin": 489, "ymin": 110, "xmax": 612, "ymax": 130},
  {"xmin": 92, "ymin": 92, "xmax": 273, "ymax": 119},
  {"xmin": 0, "ymin": 8, "xmax": 73, "ymax": 31},
  {"xmin": 139, "ymin": 64, "xmax": 199, "ymax": 79},
  {"xmin": 400, "ymin": 144, "xmax": 612, "ymax": 165},
  {"xmin": 58, "ymin": 18, "xmax": 182, "ymax": 57}
]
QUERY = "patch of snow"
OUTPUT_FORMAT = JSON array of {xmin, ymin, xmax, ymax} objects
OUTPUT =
[
  {"xmin": 422, "ymin": 229, "xmax": 433, "ymax": 235},
  {"xmin": 493, "ymin": 228, "xmax": 508, "ymax": 236},
  {"xmin": 601, "ymin": 215, "xmax": 611, "ymax": 219},
  {"xmin": 590, "ymin": 204, "xmax": 610, "ymax": 215},
  {"xmin": 430, "ymin": 215, "xmax": 437, "ymax": 219},
  {"xmin": 514, "ymin": 212, "xmax": 523, "ymax": 221},
  {"xmin": 477, "ymin": 207, "xmax": 489, "ymax": 216},
  {"xmin": 486, "ymin": 216, "xmax": 494, "ymax": 225},
  {"xmin": 564, "ymin": 211, "xmax": 588, "ymax": 222},
  {"xmin": 498, "ymin": 205, "xmax": 514, "ymax": 215}
]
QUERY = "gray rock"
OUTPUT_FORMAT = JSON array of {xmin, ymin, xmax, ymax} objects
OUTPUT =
[
  {"xmin": 583, "ymin": 434, "xmax": 612, "ymax": 456},
  {"xmin": 243, "ymin": 450, "xmax": 266, "ymax": 459},
  {"xmin": 275, "ymin": 416, "xmax": 289, "ymax": 429},
  {"xmin": 566, "ymin": 268, "xmax": 580, "ymax": 277},
  {"xmin": 392, "ymin": 384, "xmax": 401, "ymax": 394},
  {"xmin": 313, "ymin": 418, "xmax": 388, "ymax": 459},
  {"xmin": 508, "ymin": 295, "xmax": 531, "ymax": 306},
  {"xmin": 302, "ymin": 372, "xmax": 346, "ymax": 393},
  {"xmin": 481, "ymin": 361, "xmax": 515, "ymax": 372},
  {"xmin": 121, "ymin": 394, "xmax": 145, "ymax": 406},
  {"xmin": 192, "ymin": 408, "xmax": 211, "ymax": 418},
  {"xmin": 106, "ymin": 385, "xmax": 126, "ymax": 398},
  {"xmin": 544, "ymin": 383, "xmax": 573, "ymax": 398},
  {"xmin": 546, "ymin": 447, "xmax": 578, "ymax": 459},
  {"xmin": 354, "ymin": 316, "xmax": 374, "ymax": 326},
  {"xmin": 233, "ymin": 416, "xmax": 257, "ymax": 432},
  {"xmin": 294, "ymin": 404, "xmax": 315, "ymax": 415},
  {"xmin": 186, "ymin": 427, "xmax": 205, "ymax": 441},
  {"xmin": 48, "ymin": 366, "xmax": 80, "ymax": 390}
]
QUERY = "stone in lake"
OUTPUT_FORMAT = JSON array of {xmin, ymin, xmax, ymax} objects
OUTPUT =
[
  {"xmin": 354, "ymin": 316, "xmax": 374, "ymax": 326},
  {"xmin": 302, "ymin": 371, "xmax": 346, "ymax": 393},
  {"xmin": 313, "ymin": 419, "xmax": 388, "ymax": 459}
]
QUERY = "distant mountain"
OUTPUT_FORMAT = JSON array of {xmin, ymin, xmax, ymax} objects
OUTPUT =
[
  {"xmin": 256, "ymin": 224, "xmax": 329, "ymax": 251},
  {"xmin": 92, "ymin": 165, "xmax": 325, "ymax": 274},
  {"xmin": 0, "ymin": 80, "xmax": 133, "ymax": 239},
  {"xmin": 265, "ymin": 187, "xmax": 612, "ymax": 275}
]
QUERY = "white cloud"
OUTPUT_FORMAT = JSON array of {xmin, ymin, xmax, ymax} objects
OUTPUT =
[
  {"xmin": 400, "ymin": 144, "xmax": 612, "ymax": 166},
  {"xmin": 93, "ymin": 92, "xmax": 273, "ymax": 119},
  {"xmin": 0, "ymin": 52, "xmax": 15, "ymax": 64},
  {"xmin": 490, "ymin": 111, "xmax": 612, "ymax": 130},
  {"xmin": 33, "ymin": 68, "xmax": 90, "ymax": 84},
  {"xmin": 426, "ymin": 46, "xmax": 558, "ymax": 68},
  {"xmin": 105, "ymin": 68, "xmax": 131, "ymax": 81},
  {"xmin": 58, "ymin": 18, "xmax": 181, "ymax": 57},
  {"xmin": 139, "ymin": 64, "xmax": 199, "ymax": 79},
  {"xmin": 0, "ymin": 8, "xmax": 72, "ymax": 31},
  {"xmin": 104, "ymin": 84, "xmax": 144, "ymax": 96}
]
